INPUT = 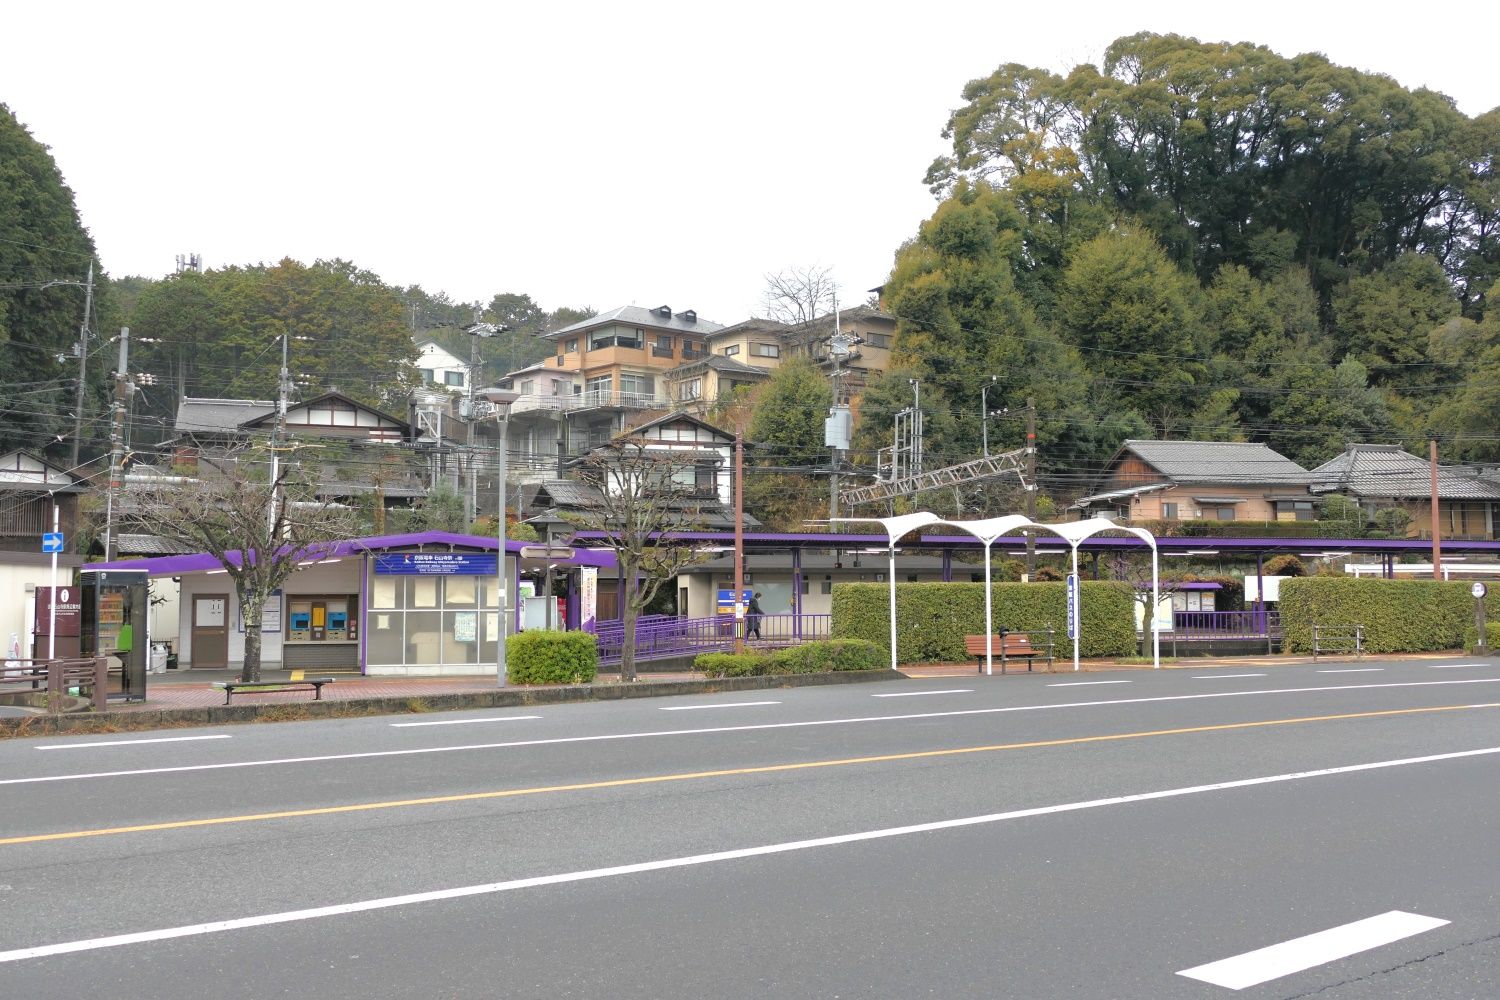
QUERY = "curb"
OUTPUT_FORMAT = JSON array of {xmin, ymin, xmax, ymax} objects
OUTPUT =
[{"xmin": 0, "ymin": 669, "xmax": 898, "ymax": 739}]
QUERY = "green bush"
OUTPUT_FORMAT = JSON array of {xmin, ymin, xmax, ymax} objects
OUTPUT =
[
  {"xmin": 1135, "ymin": 519, "xmax": 1341, "ymax": 539},
  {"xmin": 766, "ymin": 639, "xmax": 888, "ymax": 674},
  {"xmin": 695, "ymin": 652, "xmax": 768, "ymax": 678},
  {"xmin": 1464, "ymin": 621, "xmax": 1500, "ymax": 653},
  {"xmin": 695, "ymin": 640, "xmax": 888, "ymax": 677},
  {"xmin": 506, "ymin": 631, "xmax": 598, "ymax": 684},
  {"xmin": 1279, "ymin": 578, "xmax": 1472, "ymax": 654},
  {"xmin": 830, "ymin": 582, "xmax": 1136, "ymax": 663}
]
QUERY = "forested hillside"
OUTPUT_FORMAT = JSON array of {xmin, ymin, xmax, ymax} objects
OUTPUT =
[{"xmin": 855, "ymin": 33, "xmax": 1498, "ymax": 498}]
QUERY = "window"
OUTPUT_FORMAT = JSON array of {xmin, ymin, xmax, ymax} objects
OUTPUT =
[
  {"xmin": 864, "ymin": 333, "xmax": 891, "ymax": 349},
  {"xmin": 679, "ymin": 378, "xmax": 702, "ymax": 401},
  {"xmin": 444, "ymin": 371, "xmax": 464, "ymax": 387},
  {"xmin": 420, "ymin": 368, "xmax": 436, "ymax": 383},
  {"xmin": 619, "ymin": 373, "xmax": 654, "ymax": 398},
  {"xmin": 722, "ymin": 345, "xmax": 740, "ymax": 356},
  {"xmin": 751, "ymin": 343, "xmax": 780, "ymax": 358},
  {"xmin": 820, "ymin": 577, "xmax": 833, "ymax": 595},
  {"xmin": 1162, "ymin": 502, "xmax": 1178, "ymax": 520},
  {"xmin": 585, "ymin": 375, "xmax": 612, "ymax": 401},
  {"xmin": 1276, "ymin": 500, "xmax": 1317, "ymax": 522},
  {"xmin": 1214, "ymin": 506, "xmax": 1236, "ymax": 521},
  {"xmin": 695, "ymin": 463, "xmax": 716, "ymax": 494},
  {"xmin": 565, "ymin": 339, "xmax": 579, "ymax": 353},
  {"xmin": 519, "ymin": 379, "xmax": 534, "ymax": 395}
]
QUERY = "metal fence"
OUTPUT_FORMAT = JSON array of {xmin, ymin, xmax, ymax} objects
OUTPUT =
[
  {"xmin": 1171, "ymin": 610, "xmax": 1282, "ymax": 640},
  {"xmin": 592, "ymin": 614, "xmax": 832, "ymax": 666}
]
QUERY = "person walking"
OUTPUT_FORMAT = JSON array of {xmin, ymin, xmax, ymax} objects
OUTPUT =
[{"xmin": 746, "ymin": 592, "xmax": 765, "ymax": 640}]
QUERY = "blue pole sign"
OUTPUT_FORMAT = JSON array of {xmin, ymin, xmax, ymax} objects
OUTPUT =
[
  {"xmin": 374, "ymin": 553, "xmax": 499, "ymax": 575},
  {"xmin": 42, "ymin": 532, "xmax": 64, "ymax": 553},
  {"xmin": 1065, "ymin": 573, "xmax": 1078, "ymax": 639}
]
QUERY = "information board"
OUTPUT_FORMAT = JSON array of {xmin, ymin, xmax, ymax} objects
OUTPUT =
[{"xmin": 374, "ymin": 553, "xmax": 499, "ymax": 576}]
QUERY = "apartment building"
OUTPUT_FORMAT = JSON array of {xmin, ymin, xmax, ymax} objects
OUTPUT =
[{"xmin": 501, "ymin": 305, "xmax": 720, "ymax": 480}]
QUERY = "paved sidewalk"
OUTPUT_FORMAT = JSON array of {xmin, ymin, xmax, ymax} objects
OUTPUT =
[{"xmin": 111, "ymin": 668, "xmax": 702, "ymax": 711}]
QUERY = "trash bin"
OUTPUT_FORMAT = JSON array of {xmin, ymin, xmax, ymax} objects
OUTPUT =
[{"xmin": 150, "ymin": 642, "xmax": 169, "ymax": 675}]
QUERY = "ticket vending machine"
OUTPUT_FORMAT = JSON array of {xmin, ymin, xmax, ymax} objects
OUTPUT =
[{"xmin": 80, "ymin": 570, "xmax": 149, "ymax": 702}]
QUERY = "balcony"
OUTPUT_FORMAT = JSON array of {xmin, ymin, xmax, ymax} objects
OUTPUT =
[{"xmin": 506, "ymin": 390, "xmax": 672, "ymax": 417}]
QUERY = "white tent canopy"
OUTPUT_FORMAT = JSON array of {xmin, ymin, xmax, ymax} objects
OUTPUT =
[{"xmin": 830, "ymin": 514, "xmax": 1160, "ymax": 673}]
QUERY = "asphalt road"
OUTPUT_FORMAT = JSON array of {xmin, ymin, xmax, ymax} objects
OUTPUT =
[{"xmin": 2, "ymin": 656, "xmax": 1499, "ymax": 998}]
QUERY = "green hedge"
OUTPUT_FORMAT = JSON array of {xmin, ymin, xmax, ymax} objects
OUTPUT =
[
  {"xmin": 506, "ymin": 631, "xmax": 598, "ymax": 684},
  {"xmin": 1135, "ymin": 519, "xmax": 1342, "ymax": 539},
  {"xmin": 1279, "ymin": 578, "xmax": 1473, "ymax": 654},
  {"xmin": 1465, "ymin": 621, "xmax": 1500, "ymax": 654},
  {"xmin": 695, "ymin": 639, "xmax": 888, "ymax": 678},
  {"xmin": 830, "ymin": 582, "xmax": 1136, "ymax": 663}
]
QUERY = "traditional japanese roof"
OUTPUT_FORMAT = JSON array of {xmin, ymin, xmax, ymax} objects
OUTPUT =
[
  {"xmin": 1309, "ymin": 444, "xmax": 1500, "ymax": 500},
  {"xmin": 0, "ymin": 451, "xmax": 85, "ymax": 492},
  {"xmin": 664, "ymin": 354, "xmax": 770, "ymax": 379},
  {"xmin": 1068, "ymin": 483, "xmax": 1174, "ymax": 510},
  {"xmin": 173, "ymin": 398, "xmax": 276, "ymax": 435},
  {"xmin": 1112, "ymin": 440, "xmax": 1312, "ymax": 486}
]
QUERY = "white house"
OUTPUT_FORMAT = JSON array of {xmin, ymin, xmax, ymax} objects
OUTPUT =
[{"xmin": 415, "ymin": 340, "xmax": 470, "ymax": 392}]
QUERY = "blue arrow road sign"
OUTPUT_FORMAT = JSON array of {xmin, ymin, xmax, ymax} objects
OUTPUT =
[{"xmin": 42, "ymin": 532, "xmax": 64, "ymax": 553}]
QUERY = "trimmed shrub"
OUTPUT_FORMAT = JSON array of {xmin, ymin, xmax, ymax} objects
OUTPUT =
[
  {"xmin": 1279, "ymin": 578, "xmax": 1472, "ymax": 654},
  {"xmin": 766, "ymin": 639, "xmax": 888, "ymax": 674},
  {"xmin": 506, "ymin": 631, "xmax": 598, "ymax": 685},
  {"xmin": 1465, "ymin": 621, "xmax": 1500, "ymax": 653},
  {"xmin": 830, "ymin": 582, "xmax": 1136, "ymax": 663},
  {"xmin": 1261, "ymin": 555, "xmax": 1306, "ymax": 578},
  {"xmin": 695, "ymin": 652, "xmax": 768, "ymax": 678},
  {"xmin": 1136, "ymin": 518, "xmax": 1340, "ymax": 539}
]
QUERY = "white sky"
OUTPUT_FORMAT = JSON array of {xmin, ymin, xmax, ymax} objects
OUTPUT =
[{"xmin": 4, "ymin": 1, "xmax": 1497, "ymax": 325}]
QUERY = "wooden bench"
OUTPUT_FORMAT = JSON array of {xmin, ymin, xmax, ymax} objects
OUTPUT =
[
  {"xmin": 213, "ymin": 677, "xmax": 336, "ymax": 705},
  {"xmin": 964, "ymin": 632, "xmax": 1053, "ymax": 674}
]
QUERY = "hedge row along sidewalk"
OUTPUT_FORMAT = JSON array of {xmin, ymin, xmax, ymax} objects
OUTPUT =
[{"xmin": 831, "ymin": 581, "xmax": 1137, "ymax": 663}]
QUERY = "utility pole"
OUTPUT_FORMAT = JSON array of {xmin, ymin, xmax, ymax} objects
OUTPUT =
[
  {"xmin": 981, "ymin": 376, "xmax": 998, "ymax": 458},
  {"xmin": 1025, "ymin": 397, "xmax": 1037, "ymax": 579},
  {"xmin": 1430, "ymin": 438, "xmax": 1442, "ymax": 580},
  {"xmin": 734, "ymin": 429, "xmax": 746, "ymax": 654},
  {"xmin": 103, "ymin": 327, "xmax": 130, "ymax": 562},
  {"xmin": 267, "ymin": 333, "xmax": 292, "ymax": 536},
  {"xmin": 69, "ymin": 260, "xmax": 95, "ymax": 469}
]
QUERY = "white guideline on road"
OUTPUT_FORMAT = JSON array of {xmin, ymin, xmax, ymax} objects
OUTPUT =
[
  {"xmin": 390, "ymin": 716, "xmax": 541, "ymax": 728},
  {"xmin": 1047, "ymin": 681, "xmax": 1131, "ymax": 687},
  {"xmin": 1177, "ymin": 910, "xmax": 1449, "ymax": 990},
  {"xmin": 34, "ymin": 735, "xmax": 232, "ymax": 751},
  {"xmin": 1192, "ymin": 673, "xmax": 1266, "ymax": 679},
  {"xmin": 659, "ymin": 701, "xmax": 781, "ymax": 711},
  {"xmin": 871, "ymin": 689, "xmax": 973, "ymax": 698},
  {"xmin": 0, "ymin": 750, "xmax": 1488, "ymax": 966}
]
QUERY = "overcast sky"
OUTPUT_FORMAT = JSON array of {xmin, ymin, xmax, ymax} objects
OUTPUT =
[{"xmin": 4, "ymin": 1, "xmax": 1497, "ymax": 326}]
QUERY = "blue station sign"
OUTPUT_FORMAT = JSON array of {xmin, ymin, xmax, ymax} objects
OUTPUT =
[{"xmin": 374, "ymin": 553, "xmax": 499, "ymax": 576}]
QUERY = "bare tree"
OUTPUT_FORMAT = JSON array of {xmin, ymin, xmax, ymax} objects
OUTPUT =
[
  {"xmin": 762, "ymin": 265, "xmax": 837, "ymax": 325},
  {"xmin": 564, "ymin": 438, "xmax": 713, "ymax": 681},
  {"xmin": 129, "ymin": 444, "xmax": 359, "ymax": 682}
]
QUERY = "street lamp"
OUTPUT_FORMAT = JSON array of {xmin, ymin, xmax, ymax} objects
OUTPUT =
[{"xmin": 482, "ymin": 386, "xmax": 521, "ymax": 685}]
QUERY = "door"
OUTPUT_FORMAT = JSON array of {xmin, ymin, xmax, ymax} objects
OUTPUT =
[{"xmin": 192, "ymin": 594, "xmax": 229, "ymax": 668}]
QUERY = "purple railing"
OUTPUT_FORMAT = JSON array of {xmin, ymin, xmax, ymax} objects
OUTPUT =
[
  {"xmin": 592, "ymin": 614, "xmax": 832, "ymax": 666},
  {"xmin": 1170, "ymin": 610, "xmax": 1281, "ymax": 639}
]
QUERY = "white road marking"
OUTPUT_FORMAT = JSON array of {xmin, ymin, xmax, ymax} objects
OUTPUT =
[
  {"xmin": 5, "ymin": 677, "xmax": 1499, "ymax": 787},
  {"xmin": 390, "ymin": 716, "xmax": 542, "ymax": 728},
  {"xmin": 1193, "ymin": 673, "xmax": 1266, "ymax": 679},
  {"xmin": 1177, "ymin": 910, "xmax": 1450, "ymax": 991},
  {"xmin": 33, "ymin": 735, "xmax": 232, "ymax": 751},
  {"xmin": 1048, "ymin": 681, "xmax": 1131, "ymax": 687},
  {"xmin": 1318, "ymin": 668, "xmax": 1384, "ymax": 674},
  {"xmin": 660, "ymin": 701, "xmax": 781, "ymax": 711},
  {"xmin": 871, "ymin": 689, "xmax": 973, "ymax": 698},
  {"xmin": 1430, "ymin": 664, "xmax": 1482, "ymax": 669},
  {"xmin": 1, "ymin": 749, "xmax": 1489, "ymax": 966}
]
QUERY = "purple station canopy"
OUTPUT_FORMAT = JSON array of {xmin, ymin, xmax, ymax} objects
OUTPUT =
[{"xmin": 83, "ymin": 530, "xmax": 618, "ymax": 577}]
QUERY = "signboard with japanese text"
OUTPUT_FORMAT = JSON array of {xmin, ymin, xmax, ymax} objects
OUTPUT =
[{"xmin": 374, "ymin": 553, "xmax": 499, "ymax": 576}]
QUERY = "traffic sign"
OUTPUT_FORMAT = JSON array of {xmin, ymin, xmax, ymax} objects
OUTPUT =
[{"xmin": 41, "ymin": 532, "xmax": 64, "ymax": 553}]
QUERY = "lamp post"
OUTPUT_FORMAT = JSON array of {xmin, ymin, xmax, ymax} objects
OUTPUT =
[{"xmin": 482, "ymin": 386, "xmax": 520, "ymax": 685}]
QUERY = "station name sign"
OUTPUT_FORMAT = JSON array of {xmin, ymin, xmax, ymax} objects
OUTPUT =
[{"xmin": 374, "ymin": 553, "xmax": 499, "ymax": 576}]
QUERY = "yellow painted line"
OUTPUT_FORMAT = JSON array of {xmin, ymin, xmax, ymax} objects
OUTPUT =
[
  {"xmin": 288, "ymin": 670, "xmax": 304, "ymax": 682},
  {"xmin": 4, "ymin": 702, "xmax": 1494, "ymax": 847}
]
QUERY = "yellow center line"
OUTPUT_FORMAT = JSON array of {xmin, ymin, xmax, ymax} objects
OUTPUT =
[{"xmin": 5, "ymin": 702, "xmax": 1495, "ymax": 847}]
